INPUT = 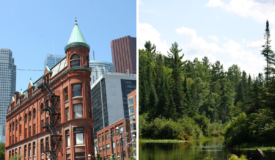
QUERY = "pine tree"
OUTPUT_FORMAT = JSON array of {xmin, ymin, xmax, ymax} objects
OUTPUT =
[
  {"xmin": 261, "ymin": 20, "xmax": 275, "ymax": 86},
  {"xmin": 166, "ymin": 42, "xmax": 185, "ymax": 117},
  {"xmin": 148, "ymin": 83, "xmax": 158, "ymax": 120},
  {"xmin": 235, "ymin": 81, "xmax": 245, "ymax": 105}
]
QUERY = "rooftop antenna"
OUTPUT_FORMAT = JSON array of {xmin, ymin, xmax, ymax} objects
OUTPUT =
[{"xmin": 93, "ymin": 50, "xmax": 95, "ymax": 60}]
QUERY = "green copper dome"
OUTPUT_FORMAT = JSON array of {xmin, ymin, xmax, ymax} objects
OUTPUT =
[{"xmin": 65, "ymin": 18, "xmax": 90, "ymax": 52}]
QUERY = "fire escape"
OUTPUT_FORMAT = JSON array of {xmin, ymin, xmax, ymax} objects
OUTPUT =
[{"xmin": 40, "ymin": 82, "xmax": 62, "ymax": 160}]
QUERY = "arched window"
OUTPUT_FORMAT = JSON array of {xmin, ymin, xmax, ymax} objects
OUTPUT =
[
  {"xmin": 9, "ymin": 123, "xmax": 11, "ymax": 132},
  {"xmin": 25, "ymin": 114, "xmax": 27, "ymax": 124},
  {"xmin": 12, "ymin": 122, "xmax": 14, "ymax": 131},
  {"xmin": 45, "ymin": 101, "xmax": 49, "ymax": 108},
  {"xmin": 29, "ymin": 112, "xmax": 31, "ymax": 122},
  {"xmin": 70, "ymin": 54, "xmax": 80, "ymax": 67},
  {"xmin": 41, "ymin": 104, "xmax": 44, "ymax": 115},
  {"xmin": 15, "ymin": 120, "xmax": 18, "ymax": 131},
  {"xmin": 33, "ymin": 109, "xmax": 36, "ymax": 119},
  {"xmin": 86, "ymin": 56, "xmax": 89, "ymax": 68}
]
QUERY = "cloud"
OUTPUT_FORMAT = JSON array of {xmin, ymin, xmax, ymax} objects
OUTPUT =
[
  {"xmin": 138, "ymin": 23, "xmax": 170, "ymax": 54},
  {"xmin": 138, "ymin": 0, "xmax": 143, "ymax": 5},
  {"xmin": 206, "ymin": 0, "xmax": 275, "ymax": 25},
  {"xmin": 246, "ymin": 39, "xmax": 264, "ymax": 49},
  {"xmin": 209, "ymin": 35, "xmax": 219, "ymax": 42},
  {"xmin": 175, "ymin": 27, "xmax": 223, "ymax": 56}
]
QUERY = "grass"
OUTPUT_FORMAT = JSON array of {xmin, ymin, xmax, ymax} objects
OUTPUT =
[{"xmin": 231, "ymin": 144, "xmax": 275, "ymax": 151}]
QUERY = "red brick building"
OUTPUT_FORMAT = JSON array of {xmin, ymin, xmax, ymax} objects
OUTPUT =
[
  {"xmin": 127, "ymin": 89, "xmax": 136, "ymax": 158},
  {"xmin": 111, "ymin": 36, "xmax": 136, "ymax": 74},
  {"xmin": 5, "ymin": 19, "xmax": 95, "ymax": 160},
  {"xmin": 96, "ymin": 118, "xmax": 134, "ymax": 160}
]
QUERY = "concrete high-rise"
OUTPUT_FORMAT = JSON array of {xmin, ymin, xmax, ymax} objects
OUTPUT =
[
  {"xmin": 89, "ymin": 60, "xmax": 114, "ymax": 85},
  {"xmin": 44, "ymin": 54, "xmax": 65, "ymax": 69},
  {"xmin": 111, "ymin": 36, "xmax": 136, "ymax": 74},
  {"xmin": 91, "ymin": 72, "xmax": 136, "ymax": 139},
  {"xmin": 0, "ymin": 48, "xmax": 16, "ymax": 143}
]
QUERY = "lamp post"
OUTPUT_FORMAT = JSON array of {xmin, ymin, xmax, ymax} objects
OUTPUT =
[
  {"xmin": 88, "ymin": 154, "xmax": 91, "ymax": 160},
  {"xmin": 116, "ymin": 126, "xmax": 123, "ymax": 160}
]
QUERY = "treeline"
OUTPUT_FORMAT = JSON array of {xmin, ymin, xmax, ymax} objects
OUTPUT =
[{"xmin": 139, "ymin": 21, "xmax": 275, "ymax": 146}]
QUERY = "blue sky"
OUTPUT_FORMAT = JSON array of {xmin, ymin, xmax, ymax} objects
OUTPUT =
[
  {"xmin": 0, "ymin": 0, "xmax": 136, "ymax": 92},
  {"xmin": 138, "ymin": 0, "xmax": 275, "ymax": 78}
]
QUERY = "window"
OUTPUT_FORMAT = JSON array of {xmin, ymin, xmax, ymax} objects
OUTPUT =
[
  {"xmin": 67, "ymin": 154, "xmax": 71, "ymax": 160},
  {"xmin": 66, "ymin": 108, "xmax": 69, "ymax": 121},
  {"xmin": 117, "ymin": 140, "xmax": 119, "ymax": 147},
  {"xmin": 19, "ymin": 147, "xmax": 21, "ymax": 156},
  {"xmin": 99, "ymin": 147, "xmax": 102, "ymax": 152},
  {"xmin": 46, "ymin": 137, "xmax": 49, "ymax": 151},
  {"xmin": 128, "ymin": 97, "xmax": 134, "ymax": 106},
  {"xmin": 25, "ymin": 128, "xmax": 27, "ymax": 138},
  {"xmin": 86, "ymin": 56, "xmax": 89, "ymax": 67},
  {"xmin": 87, "ymin": 85, "xmax": 90, "ymax": 98},
  {"xmin": 71, "ymin": 54, "xmax": 80, "ymax": 67},
  {"xmin": 29, "ymin": 112, "xmax": 31, "ymax": 122},
  {"xmin": 75, "ymin": 152, "xmax": 85, "ymax": 160},
  {"xmin": 66, "ymin": 130, "xmax": 70, "ymax": 147},
  {"xmin": 106, "ymin": 133, "xmax": 109, "ymax": 140},
  {"xmin": 111, "ymin": 129, "xmax": 114, "ymax": 137},
  {"xmin": 73, "ymin": 84, "xmax": 82, "ymax": 97},
  {"xmin": 33, "ymin": 142, "xmax": 35, "ymax": 156},
  {"xmin": 74, "ymin": 128, "xmax": 84, "ymax": 145},
  {"xmin": 129, "ymin": 106, "xmax": 134, "ymax": 114},
  {"xmin": 33, "ymin": 109, "xmax": 36, "ymax": 119},
  {"xmin": 41, "ymin": 120, "xmax": 44, "ymax": 132},
  {"xmin": 29, "ymin": 126, "xmax": 31, "ymax": 137},
  {"xmin": 41, "ymin": 139, "xmax": 44, "ymax": 154},
  {"xmin": 46, "ymin": 117, "xmax": 49, "ymax": 126},
  {"xmin": 74, "ymin": 104, "xmax": 83, "ymax": 118},
  {"xmin": 25, "ymin": 114, "xmax": 27, "ymax": 124},
  {"xmin": 102, "ymin": 135, "xmax": 104, "ymax": 142},
  {"xmin": 106, "ymin": 144, "xmax": 110, "ymax": 150},
  {"xmin": 24, "ymin": 145, "xmax": 27, "ymax": 158},
  {"xmin": 130, "ymin": 124, "xmax": 136, "ymax": 131},
  {"xmin": 28, "ymin": 143, "xmax": 31, "ymax": 157},
  {"xmin": 40, "ymin": 104, "xmax": 44, "ymax": 115},
  {"xmin": 103, "ymin": 146, "xmax": 105, "ymax": 152},
  {"xmin": 130, "ymin": 114, "xmax": 135, "ymax": 123},
  {"xmin": 120, "ymin": 127, "xmax": 124, "ymax": 133},
  {"xmin": 64, "ymin": 88, "xmax": 68, "ymax": 101},
  {"xmin": 112, "ymin": 142, "xmax": 115, "ymax": 149},
  {"xmin": 98, "ymin": 137, "xmax": 101, "ymax": 143},
  {"xmin": 33, "ymin": 124, "xmax": 36, "ymax": 135}
]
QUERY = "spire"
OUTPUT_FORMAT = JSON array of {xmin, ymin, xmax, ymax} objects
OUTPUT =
[{"xmin": 65, "ymin": 18, "xmax": 90, "ymax": 52}]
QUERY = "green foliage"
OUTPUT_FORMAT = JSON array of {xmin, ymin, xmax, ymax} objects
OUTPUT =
[
  {"xmin": 228, "ymin": 155, "xmax": 247, "ymax": 160},
  {"xmin": 8, "ymin": 154, "xmax": 22, "ymax": 160},
  {"xmin": 0, "ymin": 142, "xmax": 4, "ymax": 160}
]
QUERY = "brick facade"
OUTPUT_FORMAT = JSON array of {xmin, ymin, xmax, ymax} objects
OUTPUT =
[
  {"xmin": 96, "ymin": 118, "xmax": 133, "ymax": 160},
  {"xmin": 5, "ymin": 40, "xmax": 95, "ymax": 159}
]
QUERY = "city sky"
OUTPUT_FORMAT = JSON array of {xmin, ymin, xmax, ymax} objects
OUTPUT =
[
  {"xmin": 0, "ymin": 0, "xmax": 136, "ymax": 92},
  {"xmin": 138, "ymin": 0, "xmax": 275, "ymax": 78}
]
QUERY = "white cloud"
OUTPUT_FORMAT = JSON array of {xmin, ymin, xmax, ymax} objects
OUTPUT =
[
  {"xmin": 206, "ymin": 0, "xmax": 275, "ymax": 25},
  {"xmin": 138, "ymin": 23, "xmax": 170, "ymax": 54},
  {"xmin": 138, "ymin": 0, "xmax": 143, "ymax": 5},
  {"xmin": 175, "ymin": 27, "xmax": 223, "ymax": 56},
  {"xmin": 246, "ymin": 39, "xmax": 264, "ymax": 49},
  {"xmin": 209, "ymin": 35, "xmax": 219, "ymax": 42}
]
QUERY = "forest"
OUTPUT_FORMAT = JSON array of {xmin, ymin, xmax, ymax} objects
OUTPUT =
[{"xmin": 139, "ymin": 21, "xmax": 275, "ymax": 147}]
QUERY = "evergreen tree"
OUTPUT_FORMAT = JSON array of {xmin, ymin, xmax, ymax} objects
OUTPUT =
[
  {"xmin": 166, "ymin": 42, "xmax": 185, "ymax": 117},
  {"xmin": 261, "ymin": 20, "xmax": 275, "ymax": 86},
  {"xmin": 148, "ymin": 83, "xmax": 158, "ymax": 120},
  {"xmin": 235, "ymin": 81, "xmax": 245, "ymax": 105}
]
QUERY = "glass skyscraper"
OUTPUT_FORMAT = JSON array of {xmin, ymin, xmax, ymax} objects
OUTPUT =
[
  {"xmin": 44, "ymin": 54, "xmax": 65, "ymax": 69},
  {"xmin": 91, "ymin": 73, "xmax": 136, "ymax": 139},
  {"xmin": 89, "ymin": 60, "xmax": 114, "ymax": 85},
  {"xmin": 0, "ymin": 48, "xmax": 16, "ymax": 143}
]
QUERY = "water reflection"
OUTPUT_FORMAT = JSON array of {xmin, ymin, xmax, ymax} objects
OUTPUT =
[{"xmin": 139, "ymin": 139, "xmax": 275, "ymax": 160}]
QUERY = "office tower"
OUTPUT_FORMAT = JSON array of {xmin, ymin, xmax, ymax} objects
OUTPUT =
[
  {"xmin": 91, "ymin": 72, "xmax": 136, "ymax": 139},
  {"xmin": 6, "ymin": 19, "xmax": 95, "ymax": 159},
  {"xmin": 44, "ymin": 54, "xmax": 65, "ymax": 69},
  {"xmin": 111, "ymin": 36, "xmax": 136, "ymax": 74},
  {"xmin": 0, "ymin": 48, "xmax": 16, "ymax": 143},
  {"xmin": 89, "ymin": 60, "xmax": 114, "ymax": 85}
]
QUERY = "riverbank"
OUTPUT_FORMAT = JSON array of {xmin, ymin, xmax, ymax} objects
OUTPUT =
[{"xmin": 140, "ymin": 136, "xmax": 223, "ymax": 143}]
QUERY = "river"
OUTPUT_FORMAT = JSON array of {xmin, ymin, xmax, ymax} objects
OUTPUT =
[{"xmin": 139, "ymin": 138, "xmax": 275, "ymax": 160}]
